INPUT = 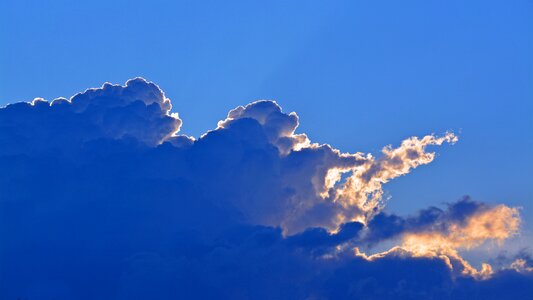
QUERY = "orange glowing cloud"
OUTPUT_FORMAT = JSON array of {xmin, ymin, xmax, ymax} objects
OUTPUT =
[
  {"xmin": 354, "ymin": 204, "xmax": 520, "ymax": 279},
  {"xmin": 326, "ymin": 132, "xmax": 458, "ymax": 228}
]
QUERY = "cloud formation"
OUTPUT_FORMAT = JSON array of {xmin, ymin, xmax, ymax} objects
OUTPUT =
[
  {"xmin": 0, "ymin": 78, "xmax": 531, "ymax": 300},
  {"xmin": 0, "ymin": 78, "xmax": 181, "ymax": 156},
  {"xmin": 357, "ymin": 198, "xmax": 521, "ymax": 279}
]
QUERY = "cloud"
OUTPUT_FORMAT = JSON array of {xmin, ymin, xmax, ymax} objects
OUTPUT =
[
  {"xmin": 0, "ymin": 78, "xmax": 531, "ymax": 300},
  {"xmin": 359, "ymin": 198, "xmax": 520, "ymax": 278},
  {"xmin": 0, "ymin": 78, "xmax": 181, "ymax": 156},
  {"xmin": 363, "ymin": 198, "xmax": 520, "ymax": 247}
]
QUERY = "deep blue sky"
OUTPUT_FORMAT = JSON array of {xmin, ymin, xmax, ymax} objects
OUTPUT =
[{"xmin": 1, "ymin": 0, "xmax": 531, "ymax": 227}]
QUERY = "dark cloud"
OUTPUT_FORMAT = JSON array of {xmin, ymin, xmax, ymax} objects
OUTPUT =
[{"xmin": 0, "ymin": 79, "xmax": 530, "ymax": 299}]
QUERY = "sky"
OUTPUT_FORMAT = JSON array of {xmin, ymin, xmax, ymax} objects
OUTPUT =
[{"xmin": 1, "ymin": 1, "xmax": 532, "ymax": 299}]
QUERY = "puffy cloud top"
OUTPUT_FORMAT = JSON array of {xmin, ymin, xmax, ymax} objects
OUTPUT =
[
  {"xmin": 0, "ymin": 79, "xmax": 531, "ymax": 300},
  {"xmin": 217, "ymin": 100, "xmax": 308, "ymax": 155},
  {"xmin": 0, "ymin": 78, "xmax": 181, "ymax": 155}
]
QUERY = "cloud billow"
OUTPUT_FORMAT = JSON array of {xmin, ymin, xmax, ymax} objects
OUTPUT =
[{"xmin": 0, "ymin": 78, "xmax": 531, "ymax": 300}]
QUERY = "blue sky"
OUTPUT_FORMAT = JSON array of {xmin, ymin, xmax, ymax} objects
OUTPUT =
[
  {"xmin": 2, "ymin": 0, "xmax": 531, "ymax": 220},
  {"xmin": 1, "ymin": 1, "xmax": 532, "ymax": 298}
]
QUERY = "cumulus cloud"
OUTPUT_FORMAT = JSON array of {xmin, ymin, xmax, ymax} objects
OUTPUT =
[
  {"xmin": 0, "ymin": 79, "xmax": 531, "ymax": 300},
  {"xmin": 210, "ymin": 99, "xmax": 459, "ymax": 234},
  {"xmin": 0, "ymin": 78, "xmax": 181, "ymax": 156}
]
